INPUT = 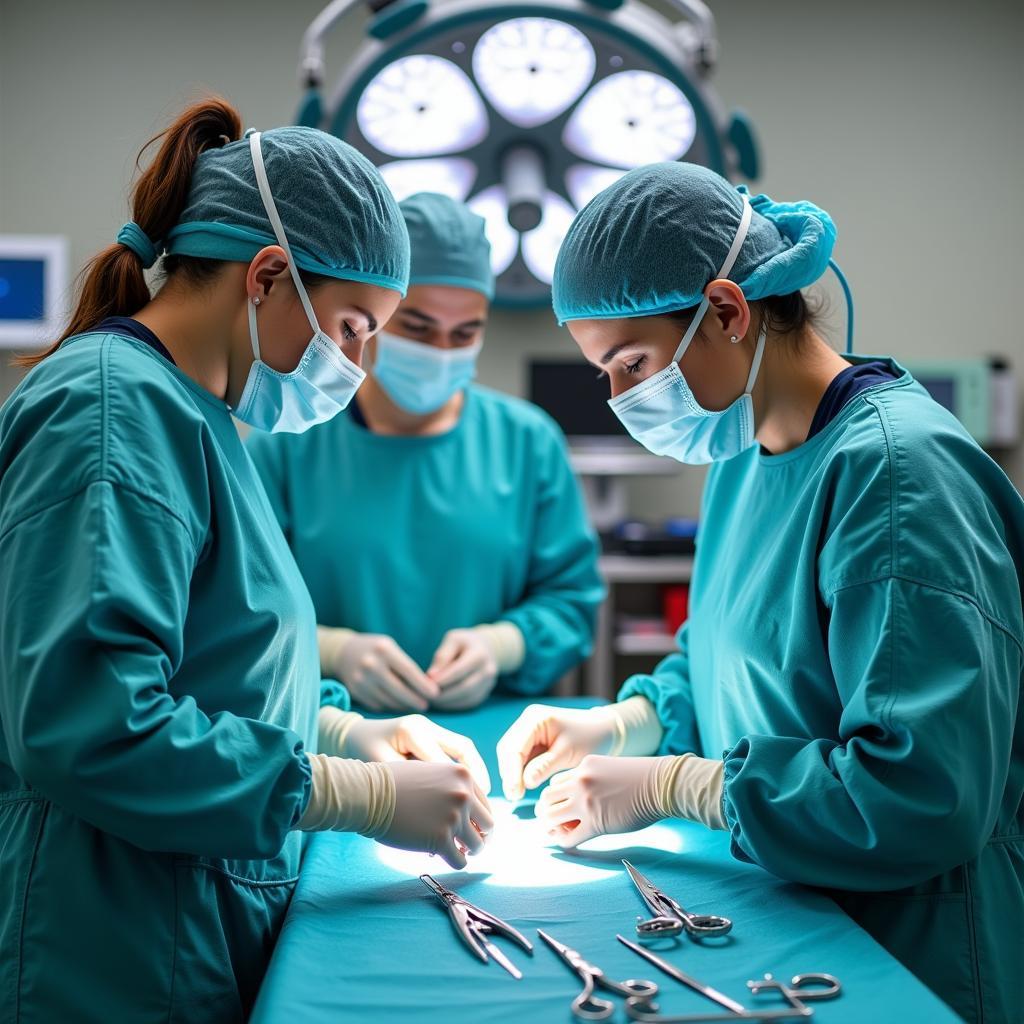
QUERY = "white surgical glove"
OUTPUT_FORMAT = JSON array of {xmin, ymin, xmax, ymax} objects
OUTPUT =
[
  {"xmin": 318, "ymin": 705, "xmax": 491, "ymax": 793},
  {"xmin": 319, "ymin": 626, "xmax": 439, "ymax": 712},
  {"xmin": 428, "ymin": 623, "xmax": 525, "ymax": 711},
  {"xmin": 299, "ymin": 754, "xmax": 494, "ymax": 870},
  {"xmin": 496, "ymin": 697, "xmax": 664, "ymax": 801},
  {"xmin": 536, "ymin": 753, "xmax": 726, "ymax": 849}
]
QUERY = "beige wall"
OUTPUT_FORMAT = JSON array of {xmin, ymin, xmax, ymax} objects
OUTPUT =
[{"xmin": 2, "ymin": 0, "xmax": 1021, "ymax": 518}]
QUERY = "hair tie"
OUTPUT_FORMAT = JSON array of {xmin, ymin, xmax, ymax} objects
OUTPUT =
[{"xmin": 116, "ymin": 221, "xmax": 159, "ymax": 269}]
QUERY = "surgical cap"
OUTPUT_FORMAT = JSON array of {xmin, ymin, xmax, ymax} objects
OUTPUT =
[
  {"xmin": 552, "ymin": 162, "xmax": 835, "ymax": 324},
  {"xmin": 165, "ymin": 126, "xmax": 410, "ymax": 294},
  {"xmin": 400, "ymin": 192, "xmax": 494, "ymax": 299}
]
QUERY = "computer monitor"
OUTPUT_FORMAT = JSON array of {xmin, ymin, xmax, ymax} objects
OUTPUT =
[
  {"xmin": 0, "ymin": 235, "xmax": 68, "ymax": 348},
  {"xmin": 528, "ymin": 359, "xmax": 636, "ymax": 447}
]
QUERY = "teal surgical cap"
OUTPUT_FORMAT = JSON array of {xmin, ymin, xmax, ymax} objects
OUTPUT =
[
  {"xmin": 552, "ymin": 162, "xmax": 836, "ymax": 324},
  {"xmin": 400, "ymin": 192, "xmax": 494, "ymax": 299},
  {"xmin": 165, "ymin": 126, "xmax": 410, "ymax": 294}
]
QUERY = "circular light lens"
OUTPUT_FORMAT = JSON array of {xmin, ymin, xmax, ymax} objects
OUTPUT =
[
  {"xmin": 521, "ymin": 191, "xmax": 577, "ymax": 285},
  {"xmin": 563, "ymin": 70, "xmax": 697, "ymax": 168},
  {"xmin": 466, "ymin": 185, "xmax": 519, "ymax": 277},
  {"xmin": 357, "ymin": 55, "xmax": 488, "ymax": 157},
  {"xmin": 565, "ymin": 164, "xmax": 628, "ymax": 210},
  {"xmin": 378, "ymin": 158, "xmax": 477, "ymax": 202},
  {"xmin": 473, "ymin": 17, "xmax": 596, "ymax": 129}
]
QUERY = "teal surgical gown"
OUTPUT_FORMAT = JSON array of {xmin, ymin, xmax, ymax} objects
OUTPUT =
[
  {"xmin": 620, "ymin": 359, "xmax": 1024, "ymax": 1024},
  {"xmin": 247, "ymin": 385, "xmax": 604, "ymax": 696},
  {"xmin": 0, "ymin": 332, "xmax": 324, "ymax": 1022}
]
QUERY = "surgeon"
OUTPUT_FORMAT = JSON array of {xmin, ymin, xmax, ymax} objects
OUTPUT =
[
  {"xmin": 497, "ymin": 163, "xmax": 1024, "ymax": 1024},
  {"xmin": 248, "ymin": 192, "xmax": 603, "ymax": 713},
  {"xmin": 0, "ymin": 100, "xmax": 494, "ymax": 1024}
]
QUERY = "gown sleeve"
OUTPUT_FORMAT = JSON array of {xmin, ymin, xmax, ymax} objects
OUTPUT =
[
  {"xmin": 617, "ymin": 622, "xmax": 702, "ymax": 756},
  {"xmin": 0, "ymin": 479, "xmax": 312, "ymax": 859},
  {"xmin": 721, "ymin": 576, "xmax": 1022, "ymax": 890},
  {"xmin": 498, "ymin": 426, "xmax": 605, "ymax": 695}
]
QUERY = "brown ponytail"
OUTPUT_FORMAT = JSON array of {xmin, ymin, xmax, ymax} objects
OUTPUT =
[{"xmin": 17, "ymin": 96, "xmax": 242, "ymax": 368}]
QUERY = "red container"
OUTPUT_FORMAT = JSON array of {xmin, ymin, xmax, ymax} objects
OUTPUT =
[{"xmin": 662, "ymin": 585, "xmax": 690, "ymax": 634}]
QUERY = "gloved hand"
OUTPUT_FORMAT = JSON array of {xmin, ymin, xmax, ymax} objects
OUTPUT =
[
  {"xmin": 323, "ymin": 708, "xmax": 491, "ymax": 793},
  {"xmin": 383, "ymin": 759, "xmax": 494, "ymax": 868},
  {"xmin": 300, "ymin": 754, "xmax": 494, "ymax": 869},
  {"xmin": 319, "ymin": 626, "xmax": 439, "ymax": 712},
  {"xmin": 428, "ymin": 623, "xmax": 525, "ymax": 711},
  {"xmin": 536, "ymin": 753, "xmax": 726, "ymax": 849},
  {"xmin": 495, "ymin": 697, "xmax": 664, "ymax": 801}
]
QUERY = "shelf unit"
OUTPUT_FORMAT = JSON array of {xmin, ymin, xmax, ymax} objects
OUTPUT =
[{"xmin": 584, "ymin": 553, "xmax": 693, "ymax": 697}]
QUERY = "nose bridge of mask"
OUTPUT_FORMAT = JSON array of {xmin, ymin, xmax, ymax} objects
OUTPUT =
[
  {"xmin": 672, "ymin": 193, "xmax": 754, "ymax": 365},
  {"xmin": 248, "ymin": 132, "xmax": 321, "ymax": 346}
]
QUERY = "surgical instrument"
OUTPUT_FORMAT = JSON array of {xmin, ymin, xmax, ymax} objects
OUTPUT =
[
  {"xmin": 623, "ymin": 860, "xmax": 733, "ymax": 939},
  {"xmin": 537, "ymin": 928, "xmax": 660, "ymax": 1021},
  {"xmin": 616, "ymin": 936, "xmax": 841, "ymax": 1023},
  {"xmin": 617, "ymin": 935, "xmax": 746, "ymax": 1014},
  {"xmin": 420, "ymin": 874, "xmax": 533, "ymax": 979}
]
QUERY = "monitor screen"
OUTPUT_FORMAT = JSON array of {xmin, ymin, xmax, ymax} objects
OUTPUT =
[
  {"xmin": 0, "ymin": 257, "xmax": 47, "ymax": 322},
  {"xmin": 915, "ymin": 377, "xmax": 955, "ymax": 414},
  {"xmin": 528, "ymin": 360, "xmax": 630, "ymax": 439}
]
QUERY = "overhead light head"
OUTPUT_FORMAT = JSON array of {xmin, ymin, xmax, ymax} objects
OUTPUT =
[{"xmin": 300, "ymin": 0, "xmax": 759, "ymax": 307}]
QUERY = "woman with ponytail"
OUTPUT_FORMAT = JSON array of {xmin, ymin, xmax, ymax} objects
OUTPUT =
[{"xmin": 0, "ymin": 98, "xmax": 493, "ymax": 1022}]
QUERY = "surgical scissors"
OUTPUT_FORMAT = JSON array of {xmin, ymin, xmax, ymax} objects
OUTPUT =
[
  {"xmin": 537, "ymin": 928, "xmax": 660, "ymax": 1021},
  {"xmin": 618, "ymin": 937, "xmax": 841, "ymax": 1023},
  {"xmin": 420, "ymin": 874, "xmax": 533, "ymax": 979},
  {"xmin": 623, "ymin": 860, "xmax": 733, "ymax": 940}
]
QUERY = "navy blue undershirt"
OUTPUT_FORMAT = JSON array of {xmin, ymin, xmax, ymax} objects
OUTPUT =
[
  {"xmin": 349, "ymin": 395, "xmax": 369, "ymax": 428},
  {"xmin": 806, "ymin": 360, "xmax": 898, "ymax": 440},
  {"xmin": 96, "ymin": 316, "xmax": 176, "ymax": 366}
]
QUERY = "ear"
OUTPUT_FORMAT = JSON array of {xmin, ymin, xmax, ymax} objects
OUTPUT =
[
  {"xmin": 704, "ymin": 279, "xmax": 751, "ymax": 342},
  {"xmin": 246, "ymin": 245, "xmax": 290, "ymax": 301}
]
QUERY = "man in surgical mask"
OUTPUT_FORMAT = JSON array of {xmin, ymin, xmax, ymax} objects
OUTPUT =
[{"xmin": 248, "ymin": 192, "xmax": 603, "ymax": 712}]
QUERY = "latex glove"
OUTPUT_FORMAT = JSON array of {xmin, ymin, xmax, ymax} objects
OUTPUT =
[
  {"xmin": 321, "ymin": 707, "xmax": 491, "ymax": 793},
  {"xmin": 536, "ymin": 753, "xmax": 726, "ymax": 849},
  {"xmin": 496, "ymin": 697, "xmax": 664, "ymax": 801},
  {"xmin": 319, "ymin": 626, "xmax": 438, "ymax": 712},
  {"xmin": 299, "ymin": 754, "xmax": 493, "ymax": 869},
  {"xmin": 428, "ymin": 623, "xmax": 525, "ymax": 711},
  {"xmin": 383, "ymin": 759, "xmax": 495, "ymax": 869}
]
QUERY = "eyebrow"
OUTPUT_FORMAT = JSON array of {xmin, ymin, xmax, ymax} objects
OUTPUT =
[
  {"xmin": 399, "ymin": 306, "xmax": 437, "ymax": 325},
  {"xmin": 400, "ymin": 308, "xmax": 486, "ymax": 331},
  {"xmin": 354, "ymin": 306, "xmax": 378, "ymax": 333},
  {"xmin": 599, "ymin": 341, "xmax": 634, "ymax": 366}
]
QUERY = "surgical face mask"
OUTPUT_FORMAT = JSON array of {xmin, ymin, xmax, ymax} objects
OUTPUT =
[
  {"xmin": 233, "ymin": 131, "xmax": 366, "ymax": 434},
  {"xmin": 373, "ymin": 331, "xmax": 481, "ymax": 414},
  {"xmin": 608, "ymin": 193, "xmax": 765, "ymax": 465}
]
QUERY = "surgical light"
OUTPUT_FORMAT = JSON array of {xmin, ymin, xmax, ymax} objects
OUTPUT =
[
  {"xmin": 472, "ymin": 18, "xmax": 596, "ymax": 129},
  {"xmin": 356, "ymin": 54, "xmax": 488, "ymax": 157},
  {"xmin": 563, "ymin": 70, "xmax": 697, "ymax": 168},
  {"xmin": 298, "ymin": 0, "xmax": 760, "ymax": 307},
  {"xmin": 378, "ymin": 157, "xmax": 477, "ymax": 202}
]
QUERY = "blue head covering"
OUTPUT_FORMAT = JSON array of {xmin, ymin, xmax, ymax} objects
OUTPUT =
[
  {"xmin": 399, "ymin": 192, "xmax": 494, "ymax": 299},
  {"xmin": 163, "ymin": 126, "xmax": 409, "ymax": 294},
  {"xmin": 552, "ymin": 162, "xmax": 835, "ymax": 324}
]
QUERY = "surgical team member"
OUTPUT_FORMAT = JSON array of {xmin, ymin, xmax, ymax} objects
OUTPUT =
[
  {"xmin": 498, "ymin": 163, "xmax": 1024, "ymax": 1023},
  {"xmin": 249, "ymin": 192, "xmax": 603, "ymax": 712},
  {"xmin": 0, "ymin": 100, "xmax": 493, "ymax": 1024}
]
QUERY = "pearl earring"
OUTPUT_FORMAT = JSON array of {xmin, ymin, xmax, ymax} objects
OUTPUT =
[
  {"xmin": 253, "ymin": 296, "xmax": 261, "ymax": 305},
  {"xmin": 729, "ymin": 335, "xmax": 739, "ymax": 343}
]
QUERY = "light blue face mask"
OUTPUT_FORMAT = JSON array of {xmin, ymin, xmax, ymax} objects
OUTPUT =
[
  {"xmin": 373, "ymin": 331, "xmax": 481, "ymax": 414},
  {"xmin": 608, "ymin": 194, "xmax": 767, "ymax": 465},
  {"xmin": 233, "ymin": 131, "xmax": 366, "ymax": 434}
]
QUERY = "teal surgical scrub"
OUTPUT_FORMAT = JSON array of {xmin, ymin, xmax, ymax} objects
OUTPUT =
[
  {"xmin": 0, "ymin": 332, "xmax": 323, "ymax": 1022},
  {"xmin": 620, "ymin": 359, "xmax": 1024, "ymax": 1024},
  {"xmin": 247, "ymin": 385, "xmax": 603, "ymax": 696}
]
